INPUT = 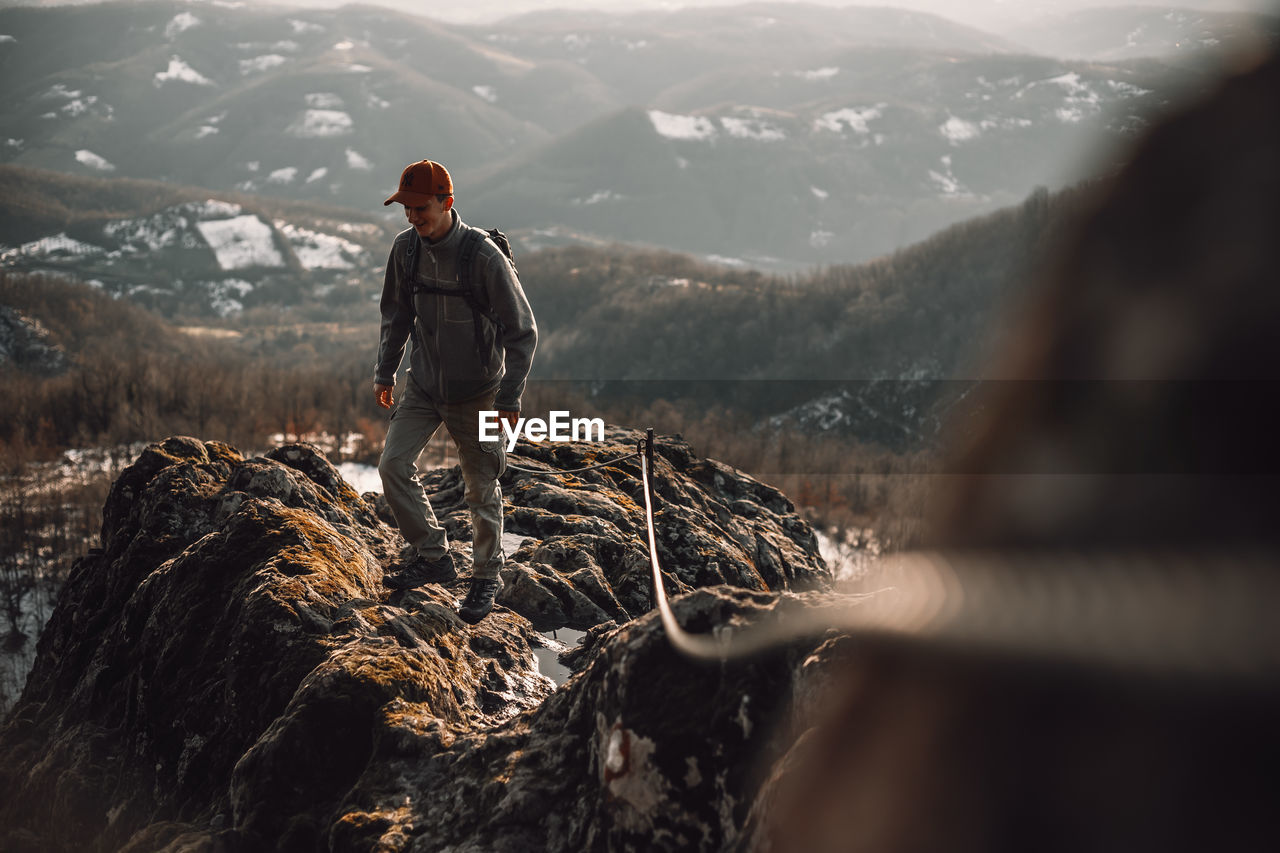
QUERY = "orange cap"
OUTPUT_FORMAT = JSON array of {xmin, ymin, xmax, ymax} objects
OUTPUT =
[{"xmin": 383, "ymin": 159, "xmax": 453, "ymax": 206}]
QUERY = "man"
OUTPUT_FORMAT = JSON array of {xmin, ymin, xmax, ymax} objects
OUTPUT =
[{"xmin": 373, "ymin": 159, "xmax": 537, "ymax": 624}]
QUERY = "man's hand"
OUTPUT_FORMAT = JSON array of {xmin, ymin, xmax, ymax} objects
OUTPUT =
[
  {"xmin": 499, "ymin": 410, "xmax": 519, "ymax": 429},
  {"xmin": 374, "ymin": 383, "xmax": 394, "ymax": 409}
]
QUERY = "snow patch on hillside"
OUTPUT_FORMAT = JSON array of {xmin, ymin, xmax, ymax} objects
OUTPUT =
[
  {"xmin": 290, "ymin": 19, "xmax": 324, "ymax": 34},
  {"xmin": 1107, "ymin": 80, "xmax": 1152, "ymax": 98},
  {"xmin": 165, "ymin": 12, "xmax": 200, "ymax": 39},
  {"xmin": 344, "ymin": 148, "xmax": 373, "ymax": 171},
  {"xmin": 797, "ymin": 66, "xmax": 839, "ymax": 81},
  {"xmin": 473, "ymin": 85, "xmax": 498, "ymax": 103},
  {"xmin": 306, "ymin": 167, "xmax": 328, "ymax": 183},
  {"xmin": 240, "ymin": 55, "xmax": 287, "ymax": 75},
  {"xmin": 196, "ymin": 216, "xmax": 284, "ymax": 270},
  {"xmin": 267, "ymin": 167, "xmax": 298, "ymax": 184},
  {"xmin": 305, "ymin": 92, "xmax": 344, "ymax": 109},
  {"xmin": 155, "ymin": 56, "xmax": 214, "ymax": 86},
  {"xmin": 929, "ymin": 155, "xmax": 970, "ymax": 197},
  {"xmin": 721, "ymin": 116, "xmax": 785, "ymax": 142},
  {"xmin": 0, "ymin": 35, "xmax": 16, "ymax": 44},
  {"xmin": 193, "ymin": 200, "xmax": 242, "ymax": 218},
  {"xmin": 288, "ymin": 110, "xmax": 353, "ymax": 138},
  {"xmin": 104, "ymin": 213, "xmax": 187, "ymax": 252},
  {"xmin": 2, "ymin": 234, "xmax": 102, "ymax": 262},
  {"xmin": 276, "ymin": 222, "xmax": 363, "ymax": 270},
  {"xmin": 648, "ymin": 110, "xmax": 716, "ymax": 141},
  {"xmin": 940, "ymin": 115, "xmax": 980, "ymax": 143},
  {"xmin": 814, "ymin": 105, "xmax": 883, "ymax": 134},
  {"xmin": 572, "ymin": 190, "xmax": 624, "ymax": 206},
  {"xmin": 75, "ymin": 149, "xmax": 115, "ymax": 171},
  {"xmin": 209, "ymin": 279, "xmax": 253, "ymax": 316}
]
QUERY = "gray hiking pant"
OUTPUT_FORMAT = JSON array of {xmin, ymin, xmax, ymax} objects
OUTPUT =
[{"xmin": 377, "ymin": 380, "xmax": 506, "ymax": 580}]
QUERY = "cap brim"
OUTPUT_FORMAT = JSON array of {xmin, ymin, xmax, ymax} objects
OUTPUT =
[{"xmin": 383, "ymin": 190, "xmax": 437, "ymax": 207}]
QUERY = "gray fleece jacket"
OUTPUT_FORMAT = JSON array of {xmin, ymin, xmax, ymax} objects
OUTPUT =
[{"xmin": 374, "ymin": 209, "xmax": 537, "ymax": 410}]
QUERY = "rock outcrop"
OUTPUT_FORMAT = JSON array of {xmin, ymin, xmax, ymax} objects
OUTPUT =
[{"xmin": 0, "ymin": 430, "xmax": 832, "ymax": 852}]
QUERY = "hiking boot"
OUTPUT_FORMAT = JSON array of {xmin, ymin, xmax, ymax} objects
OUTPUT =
[
  {"xmin": 458, "ymin": 576, "xmax": 503, "ymax": 625},
  {"xmin": 384, "ymin": 551, "xmax": 457, "ymax": 589}
]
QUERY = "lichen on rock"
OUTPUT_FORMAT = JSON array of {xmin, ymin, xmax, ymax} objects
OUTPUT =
[{"xmin": 0, "ymin": 429, "xmax": 834, "ymax": 851}]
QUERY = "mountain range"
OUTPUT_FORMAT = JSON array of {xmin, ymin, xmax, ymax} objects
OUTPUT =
[{"xmin": 2, "ymin": 1, "xmax": 1275, "ymax": 266}]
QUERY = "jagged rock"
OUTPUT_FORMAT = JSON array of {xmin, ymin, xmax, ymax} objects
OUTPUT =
[{"xmin": 0, "ymin": 430, "xmax": 832, "ymax": 851}]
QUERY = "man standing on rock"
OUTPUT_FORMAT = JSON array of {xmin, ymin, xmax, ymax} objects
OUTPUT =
[{"xmin": 373, "ymin": 159, "xmax": 537, "ymax": 624}]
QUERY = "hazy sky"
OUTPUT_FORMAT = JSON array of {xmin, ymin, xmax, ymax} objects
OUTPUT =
[{"xmin": 264, "ymin": 0, "xmax": 1280, "ymax": 30}]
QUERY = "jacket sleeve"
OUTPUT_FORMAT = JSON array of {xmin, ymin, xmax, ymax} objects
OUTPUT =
[
  {"xmin": 482, "ymin": 249, "xmax": 537, "ymax": 412},
  {"xmin": 373, "ymin": 236, "xmax": 413, "ymax": 387}
]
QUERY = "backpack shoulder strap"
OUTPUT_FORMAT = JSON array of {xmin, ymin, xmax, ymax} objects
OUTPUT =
[
  {"xmin": 458, "ymin": 228, "xmax": 498, "ymax": 355},
  {"xmin": 405, "ymin": 230, "xmax": 418, "ymax": 267}
]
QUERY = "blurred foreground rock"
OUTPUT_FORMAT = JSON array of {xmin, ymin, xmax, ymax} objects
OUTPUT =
[{"xmin": 0, "ymin": 431, "xmax": 831, "ymax": 851}]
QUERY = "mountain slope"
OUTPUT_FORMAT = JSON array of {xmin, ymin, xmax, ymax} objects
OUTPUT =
[
  {"xmin": 467, "ymin": 50, "xmax": 1175, "ymax": 265},
  {"xmin": 0, "ymin": 165, "xmax": 394, "ymax": 317},
  {"xmin": 1005, "ymin": 5, "xmax": 1280, "ymax": 61},
  {"xmin": 1, "ymin": 0, "xmax": 1245, "ymax": 265}
]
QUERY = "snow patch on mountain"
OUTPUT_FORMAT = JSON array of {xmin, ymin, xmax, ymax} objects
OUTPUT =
[
  {"xmin": 208, "ymin": 279, "xmax": 253, "ymax": 316},
  {"xmin": 289, "ymin": 19, "xmax": 324, "ymax": 35},
  {"xmin": 814, "ymin": 105, "xmax": 884, "ymax": 134},
  {"xmin": 473, "ymin": 85, "xmax": 498, "ymax": 103},
  {"xmin": 267, "ymin": 167, "xmax": 298, "ymax": 184},
  {"xmin": 811, "ymin": 186, "xmax": 829, "ymax": 200},
  {"xmin": 42, "ymin": 84, "xmax": 112, "ymax": 120},
  {"xmin": 649, "ymin": 110, "xmax": 716, "ymax": 141},
  {"xmin": 940, "ymin": 115, "xmax": 980, "ymax": 143},
  {"xmin": 809, "ymin": 230, "xmax": 834, "ymax": 248},
  {"xmin": 155, "ymin": 56, "xmax": 214, "ymax": 87},
  {"xmin": 306, "ymin": 167, "xmax": 328, "ymax": 184},
  {"xmin": 1107, "ymin": 80, "xmax": 1152, "ymax": 98},
  {"xmin": 165, "ymin": 12, "xmax": 200, "ymax": 39},
  {"xmin": 240, "ymin": 55, "xmax": 287, "ymax": 75},
  {"xmin": 572, "ymin": 190, "xmax": 624, "ymax": 206},
  {"xmin": 0, "ymin": 35, "xmax": 16, "ymax": 44},
  {"xmin": 196, "ymin": 216, "xmax": 284, "ymax": 270},
  {"xmin": 276, "ymin": 222, "xmax": 363, "ymax": 270},
  {"xmin": 345, "ymin": 148, "xmax": 373, "ymax": 170},
  {"xmin": 929, "ymin": 155, "xmax": 970, "ymax": 197},
  {"xmin": 75, "ymin": 149, "xmax": 115, "ymax": 171},
  {"xmin": 796, "ymin": 67, "xmax": 839, "ymax": 81},
  {"xmin": 305, "ymin": 92, "xmax": 344, "ymax": 109},
  {"xmin": 2, "ymin": 234, "xmax": 102, "ymax": 263},
  {"xmin": 287, "ymin": 110, "xmax": 353, "ymax": 138},
  {"xmin": 721, "ymin": 116, "xmax": 785, "ymax": 142}
]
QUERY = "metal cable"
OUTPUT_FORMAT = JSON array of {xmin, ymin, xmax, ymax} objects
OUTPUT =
[
  {"xmin": 637, "ymin": 437, "xmax": 1280, "ymax": 676},
  {"xmin": 505, "ymin": 450, "xmax": 640, "ymax": 476},
  {"xmin": 639, "ymin": 440, "xmax": 884, "ymax": 660}
]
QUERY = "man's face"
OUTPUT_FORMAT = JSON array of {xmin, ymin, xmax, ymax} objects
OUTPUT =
[{"xmin": 403, "ymin": 195, "xmax": 453, "ymax": 241}]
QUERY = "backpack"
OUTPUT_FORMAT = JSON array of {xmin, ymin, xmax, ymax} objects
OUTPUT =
[{"xmin": 406, "ymin": 227, "xmax": 516, "ymax": 356}]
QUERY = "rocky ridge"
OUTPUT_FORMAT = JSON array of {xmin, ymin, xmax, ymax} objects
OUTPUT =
[{"xmin": 0, "ymin": 429, "xmax": 833, "ymax": 851}]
